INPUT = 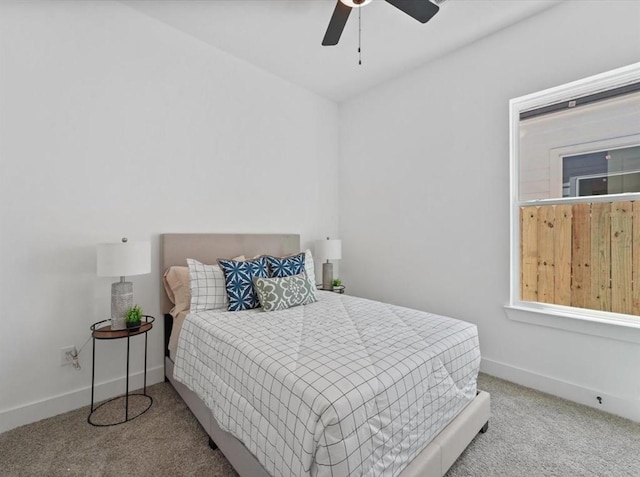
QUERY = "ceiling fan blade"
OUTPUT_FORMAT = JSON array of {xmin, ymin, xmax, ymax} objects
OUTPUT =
[
  {"xmin": 384, "ymin": 0, "xmax": 439, "ymax": 23},
  {"xmin": 322, "ymin": 1, "xmax": 352, "ymax": 46}
]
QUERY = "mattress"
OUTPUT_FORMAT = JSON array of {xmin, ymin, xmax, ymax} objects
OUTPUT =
[{"xmin": 173, "ymin": 292, "xmax": 480, "ymax": 477}]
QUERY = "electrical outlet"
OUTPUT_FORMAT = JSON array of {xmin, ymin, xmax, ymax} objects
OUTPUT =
[{"xmin": 60, "ymin": 346, "xmax": 77, "ymax": 366}]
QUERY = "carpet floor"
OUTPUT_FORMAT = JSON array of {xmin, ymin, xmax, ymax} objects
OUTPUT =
[{"xmin": 1, "ymin": 373, "xmax": 639, "ymax": 476}]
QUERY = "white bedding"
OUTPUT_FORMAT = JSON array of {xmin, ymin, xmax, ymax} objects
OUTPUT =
[{"xmin": 173, "ymin": 292, "xmax": 480, "ymax": 477}]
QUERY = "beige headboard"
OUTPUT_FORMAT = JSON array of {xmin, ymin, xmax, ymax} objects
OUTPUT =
[{"xmin": 160, "ymin": 233, "xmax": 300, "ymax": 314}]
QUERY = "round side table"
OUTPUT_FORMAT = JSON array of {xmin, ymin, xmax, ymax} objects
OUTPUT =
[
  {"xmin": 316, "ymin": 284, "xmax": 345, "ymax": 294},
  {"xmin": 88, "ymin": 315, "xmax": 154, "ymax": 426}
]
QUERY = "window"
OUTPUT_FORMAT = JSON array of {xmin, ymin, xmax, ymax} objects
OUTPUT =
[
  {"xmin": 563, "ymin": 145, "xmax": 640, "ymax": 198},
  {"xmin": 509, "ymin": 63, "xmax": 640, "ymax": 327}
]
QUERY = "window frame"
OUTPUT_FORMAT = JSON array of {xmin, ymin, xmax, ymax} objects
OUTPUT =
[{"xmin": 507, "ymin": 62, "xmax": 640, "ymax": 341}]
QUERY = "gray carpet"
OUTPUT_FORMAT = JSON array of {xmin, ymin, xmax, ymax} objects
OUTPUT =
[
  {"xmin": 1, "ymin": 374, "xmax": 638, "ymax": 476},
  {"xmin": 448, "ymin": 375, "xmax": 640, "ymax": 477}
]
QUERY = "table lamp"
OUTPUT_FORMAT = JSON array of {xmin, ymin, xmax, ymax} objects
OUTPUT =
[
  {"xmin": 315, "ymin": 237, "xmax": 342, "ymax": 290},
  {"xmin": 97, "ymin": 237, "xmax": 151, "ymax": 330}
]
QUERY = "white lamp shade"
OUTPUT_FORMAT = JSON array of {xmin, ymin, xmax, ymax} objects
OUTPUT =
[
  {"xmin": 97, "ymin": 241, "xmax": 151, "ymax": 277},
  {"xmin": 315, "ymin": 239, "xmax": 342, "ymax": 261}
]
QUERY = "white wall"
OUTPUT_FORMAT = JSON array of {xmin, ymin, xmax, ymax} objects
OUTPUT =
[
  {"xmin": 339, "ymin": 1, "xmax": 640, "ymax": 421},
  {"xmin": 0, "ymin": 0, "xmax": 339, "ymax": 432}
]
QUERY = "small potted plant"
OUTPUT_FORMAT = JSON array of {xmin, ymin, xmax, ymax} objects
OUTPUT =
[
  {"xmin": 332, "ymin": 278, "xmax": 343, "ymax": 290},
  {"xmin": 126, "ymin": 305, "xmax": 143, "ymax": 330}
]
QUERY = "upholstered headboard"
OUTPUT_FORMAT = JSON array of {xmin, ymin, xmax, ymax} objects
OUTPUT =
[{"xmin": 159, "ymin": 233, "xmax": 300, "ymax": 314}]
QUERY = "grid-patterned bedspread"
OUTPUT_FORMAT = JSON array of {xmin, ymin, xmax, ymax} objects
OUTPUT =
[{"xmin": 173, "ymin": 292, "xmax": 480, "ymax": 477}]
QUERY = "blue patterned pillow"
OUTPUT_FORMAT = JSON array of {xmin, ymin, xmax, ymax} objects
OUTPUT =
[
  {"xmin": 266, "ymin": 253, "xmax": 305, "ymax": 278},
  {"xmin": 217, "ymin": 257, "xmax": 268, "ymax": 311}
]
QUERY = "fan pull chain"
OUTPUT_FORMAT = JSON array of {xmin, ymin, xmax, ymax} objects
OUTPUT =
[{"xmin": 358, "ymin": 7, "xmax": 362, "ymax": 65}]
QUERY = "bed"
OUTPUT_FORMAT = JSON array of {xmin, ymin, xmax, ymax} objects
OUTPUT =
[{"xmin": 161, "ymin": 233, "xmax": 490, "ymax": 477}]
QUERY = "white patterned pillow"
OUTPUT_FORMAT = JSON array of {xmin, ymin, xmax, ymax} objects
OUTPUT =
[
  {"xmin": 187, "ymin": 258, "xmax": 229, "ymax": 312},
  {"xmin": 304, "ymin": 249, "xmax": 316, "ymax": 288},
  {"xmin": 253, "ymin": 273, "xmax": 317, "ymax": 312}
]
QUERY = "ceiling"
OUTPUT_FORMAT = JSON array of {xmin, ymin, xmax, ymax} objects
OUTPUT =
[{"xmin": 122, "ymin": 0, "xmax": 560, "ymax": 102}]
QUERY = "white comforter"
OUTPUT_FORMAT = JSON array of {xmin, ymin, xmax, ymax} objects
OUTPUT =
[{"xmin": 173, "ymin": 292, "xmax": 480, "ymax": 477}]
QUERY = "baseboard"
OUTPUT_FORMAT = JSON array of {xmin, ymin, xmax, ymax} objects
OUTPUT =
[
  {"xmin": 0, "ymin": 365, "xmax": 165, "ymax": 434},
  {"xmin": 481, "ymin": 357, "xmax": 640, "ymax": 423},
  {"xmin": 5, "ymin": 359, "xmax": 637, "ymax": 434}
]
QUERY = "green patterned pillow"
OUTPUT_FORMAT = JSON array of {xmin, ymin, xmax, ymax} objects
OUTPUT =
[{"xmin": 253, "ymin": 273, "xmax": 317, "ymax": 312}]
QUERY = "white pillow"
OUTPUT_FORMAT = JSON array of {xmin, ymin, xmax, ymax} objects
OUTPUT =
[
  {"xmin": 187, "ymin": 258, "xmax": 229, "ymax": 312},
  {"xmin": 304, "ymin": 249, "xmax": 316, "ymax": 288}
]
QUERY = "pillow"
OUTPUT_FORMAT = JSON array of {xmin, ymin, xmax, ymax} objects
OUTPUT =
[
  {"xmin": 303, "ymin": 249, "xmax": 316, "ymax": 288},
  {"xmin": 217, "ymin": 256, "xmax": 268, "ymax": 311},
  {"xmin": 162, "ymin": 266, "xmax": 191, "ymax": 317},
  {"xmin": 253, "ymin": 273, "xmax": 317, "ymax": 312},
  {"xmin": 186, "ymin": 259, "xmax": 229, "ymax": 312},
  {"xmin": 266, "ymin": 252, "xmax": 305, "ymax": 278}
]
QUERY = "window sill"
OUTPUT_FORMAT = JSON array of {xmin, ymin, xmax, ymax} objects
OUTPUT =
[{"xmin": 504, "ymin": 304, "xmax": 640, "ymax": 344}]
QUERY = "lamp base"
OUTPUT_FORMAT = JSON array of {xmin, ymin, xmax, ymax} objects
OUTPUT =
[
  {"xmin": 111, "ymin": 281, "xmax": 132, "ymax": 330},
  {"xmin": 322, "ymin": 262, "xmax": 333, "ymax": 291}
]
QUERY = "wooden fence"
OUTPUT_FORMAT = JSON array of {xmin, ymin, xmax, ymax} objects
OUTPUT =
[{"xmin": 520, "ymin": 200, "xmax": 640, "ymax": 315}]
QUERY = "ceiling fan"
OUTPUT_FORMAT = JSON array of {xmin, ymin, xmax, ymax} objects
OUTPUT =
[{"xmin": 322, "ymin": 0, "xmax": 440, "ymax": 46}]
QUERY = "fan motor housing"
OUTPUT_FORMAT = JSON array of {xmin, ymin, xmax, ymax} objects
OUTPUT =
[{"xmin": 339, "ymin": 0, "xmax": 373, "ymax": 7}]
